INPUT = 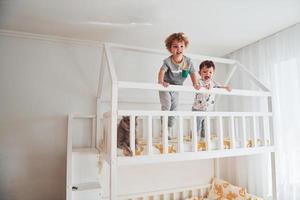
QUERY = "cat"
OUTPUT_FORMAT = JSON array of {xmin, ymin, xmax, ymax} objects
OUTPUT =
[{"xmin": 117, "ymin": 116, "xmax": 138, "ymax": 156}]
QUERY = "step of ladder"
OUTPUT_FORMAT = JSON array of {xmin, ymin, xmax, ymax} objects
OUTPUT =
[{"xmin": 72, "ymin": 181, "xmax": 102, "ymax": 200}]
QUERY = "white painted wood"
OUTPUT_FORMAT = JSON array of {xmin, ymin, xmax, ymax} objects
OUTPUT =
[
  {"xmin": 230, "ymin": 116, "xmax": 236, "ymax": 149},
  {"xmin": 215, "ymin": 64, "xmax": 237, "ymax": 103},
  {"xmin": 218, "ymin": 116, "xmax": 224, "ymax": 150},
  {"xmin": 178, "ymin": 116, "xmax": 184, "ymax": 153},
  {"xmin": 118, "ymin": 81, "xmax": 271, "ymax": 97},
  {"xmin": 163, "ymin": 193, "xmax": 167, "ymax": 199},
  {"xmin": 109, "ymin": 83, "xmax": 118, "ymax": 200},
  {"xmin": 263, "ymin": 116, "xmax": 271, "ymax": 145},
  {"xmin": 182, "ymin": 191, "xmax": 187, "ymax": 199},
  {"xmin": 72, "ymin": 148, "xmax": 99, "ymax": 154},
  {"xmin": 72, "ymin": 114, "xmax": 96, "ymax": 119},
  {"xmin": 268, "ymin": 94, "xmax": 277, "ymax": 200},
  {"xmin": 130, "ymin": 115, "xmax": 136, "ymax": 156},
  {"xmin": 117, "ymin": 146, "xmax": 275, "ymax": 165},
  {"xmin": 118, "ymin": 110, "xmax": 272, "ymax": 117},
  {"xmin": 92, "ymin": 117, "xmax": 96, "ymax": 148},
  {"xmin": 236, "ymin": 61, "xmax": 270, "ymax": 92},
  {"xmin": 206, "ymin": 116, "xmax": 211, "ymax": 150},
  {"xmin": 72, "ymin": 182, "xmax": 101, "ymax": 192},
  {"xmin": 104, "ymin": 42, "xmax": 119, "ymax": 200},
  {"xmin": 242, "ymin": 116, "xmax": 247, "ymax": 148},
  {"xmin": 66, "ymin": 114, "xmax": 73, "ymax": 200},
  {"xmin": 108, "ymin": 42, "xmax": 236, "ymax": 64},
  {"xmin": 225, "ymin": 64, "xmax": 238, "ymax": 86},
  {"xmin": 152, "ymin": 196, "xmax": 159, "ymax": 200},
  {"xmin": 147, "ymin": 115, "xmax": 153, "ymax": 155},
  {"xmin": 103, "ymin": 43, "xmax": 117, "ymax": 83},
  {"xmin": 192, "ymin": 116, "xmax": 198, "ymax": 152},
  {"xmin": 252, "ymin": 115, "xmax": 258, "ymax": 147},
  {"xmin": 97, "ymin": 50, "xmax": 105, "ymax": 98},
  {"xmin": 163, "ymin": 115, "xmax": 168, "ymax": 154},
  {"xmin": 117, "ymin": 184, "xmax": 210, "ymax": 199},
  {"xmin": 214, "ymin": 158, "xmax": 220, "ymax": 178},
  {"xmin": 96, "ymin": 99, "xmax": 102, "ymax": 150},
  {"xmin": 271, "ymin": 152, "xmax": 278, "ymax": 200}
]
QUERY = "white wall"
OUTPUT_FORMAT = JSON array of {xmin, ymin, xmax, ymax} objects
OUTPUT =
[{"xmin": 0, "ymin": 32, "xmax": 101, "ymax": 200}]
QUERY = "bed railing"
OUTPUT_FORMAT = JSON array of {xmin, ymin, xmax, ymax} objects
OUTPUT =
[
  {"xmin": 103, "ymin": 110, "xmax": 273, "ymax": 158},
  {"xmin": 114, "ymin": 184, "xmax": 210, "ymax": 200}
]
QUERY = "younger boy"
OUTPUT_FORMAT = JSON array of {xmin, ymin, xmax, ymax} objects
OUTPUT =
[
  {"xmin": 192, "ymin": 60, "xmax": 231, "ymax": 138},
  {"xmin": 158, "ymin": 32, "xmax": 200, "ymax": 136}
]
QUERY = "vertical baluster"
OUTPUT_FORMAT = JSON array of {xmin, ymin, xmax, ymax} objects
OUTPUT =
[
  {"xmin": 147, "ymin": 115, "xmax": 153, "ymax": 155},
  {"xmin": 206, "ymin": 116, "xmax": 211, "ymax": 150},
  {"xmin": 153, "ymin": 195, "xmax": 159, "ymax": 200},
  {"xmin": 163, "ymin": 193, "xmax": 167, "ymax": 200},
  {"xmin": 178, "ymin": 116, "xmax": 184, "ymax": 153},
  {"xmin": 92, "ymin": 117, "xmax": 96, "ymax": 148},
  {"xmin": 242, "ymin": 116, "xmax": 247, "ymax": 148},
  {"xmin": 200, "ymin": 188, "xmax": 204, "ymax": 197},
  {"xmin": 263, "ymin": 116, "xmax": 270, "ymax": 146},
  {"xmin": 192, "ymin": 116, "xmax": 198, "ymax": 152},
  {"xmin": 130, "ymin": 115, "xmax": 136, "ymax": 155},
  {"xmin": 196, "ymin": 189, "xmax": 200, "ymax": 198},
  {"xmin": 218, "ymin": 116, "xmax": 224, "ymax": 150},
  {"xmin": 173, "ymin": 192, "xmax": 178, "ymax": 200},
  {"xmin": 170, "ymin": 192, "xmax": 175, "ymax": 200},
  {"xmin": 230, "ymin": 116, "xmax": 236, "ymax": 149},
  {"xmin": 252, "ymin": 115, "xmax": 258, "ymax": 147},
  {"xmin": 163, "ymin": 115, "xmax": 168, "ymax": 154},
  {"xmin": 190, "ymin": 190, "xmax": 194, "ymax": 198}
]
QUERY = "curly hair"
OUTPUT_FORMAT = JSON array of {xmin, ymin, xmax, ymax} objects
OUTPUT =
[
  {"xmin": 165, "ymin": 32, "xmax": 189, "ymax": 51},
  {"xmin": 199, "ymin": 60, "xmax": 215, "ymax": 71}
]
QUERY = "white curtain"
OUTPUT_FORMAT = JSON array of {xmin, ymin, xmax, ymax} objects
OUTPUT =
[{"xmin": 226, "ymin": 23, "xmax": 300, "ymax": 199}]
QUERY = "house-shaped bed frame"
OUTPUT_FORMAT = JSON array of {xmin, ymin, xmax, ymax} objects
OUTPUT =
[{"xmin": 66, "ymin": 43, "xmax": 277, "ymax": 200}]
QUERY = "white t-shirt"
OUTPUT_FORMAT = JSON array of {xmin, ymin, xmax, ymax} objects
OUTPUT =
[{"xmin": 192, "ymin": 79, "xmax": 220, "ymax": 111}]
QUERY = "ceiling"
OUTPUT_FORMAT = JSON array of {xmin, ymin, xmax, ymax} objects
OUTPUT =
[{"xmin": 1, "ymin": 0, "xmax": 300, "ymax": 56}]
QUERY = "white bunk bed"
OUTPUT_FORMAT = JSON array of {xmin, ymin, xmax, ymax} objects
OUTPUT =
[{"xmin": 66, "ymin": 43, "xmax": 277, "ymax": 200}]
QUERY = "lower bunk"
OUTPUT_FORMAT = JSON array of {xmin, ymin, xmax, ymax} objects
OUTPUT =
[{"xmin": 114, "ymin": 178, "xmax": 263, "ymax": 200}]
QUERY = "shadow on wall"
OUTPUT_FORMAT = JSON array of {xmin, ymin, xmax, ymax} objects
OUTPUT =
[{"xmin": 0, "ymin": 115, "xmax": 67, "ymax": 200}]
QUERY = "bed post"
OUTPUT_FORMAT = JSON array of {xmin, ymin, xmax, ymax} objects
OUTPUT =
[
  {"xmin": 104, "ymin": 43, "xmax": 119, "ymax": 200},
  {"xmin": 269, "ymin": 95, "xmax": 277, "ymax": 200},
  {"xmin": 110, "ymin": 83, "xmax": 118, "ymax": 200}
]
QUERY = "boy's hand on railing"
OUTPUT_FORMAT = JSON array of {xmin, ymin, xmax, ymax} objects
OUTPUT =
[
  {"xmin": 159, "ymin": 81, "xmax": 169, "ymax": 87},
  {"xmin": 224, "ymin": 86, "xmax": 231, "ymax": 92},
  {"xmin": 193, "ymin": 83, "xmax": 201, "ymax": 90}
]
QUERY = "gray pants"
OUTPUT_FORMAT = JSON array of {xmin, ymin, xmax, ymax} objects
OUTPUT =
[
  {"xmin": 159, "ymin": 91, "xmax": 179, "ymax": 128},
  {"xmin": 192, "ymin": 108, "xmax": 205, "ymax": 138}
]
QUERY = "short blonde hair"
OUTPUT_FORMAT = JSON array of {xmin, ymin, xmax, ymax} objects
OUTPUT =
[{"xmin": 165, "ymin": 32, "xmax": 189, "ymax": 52}]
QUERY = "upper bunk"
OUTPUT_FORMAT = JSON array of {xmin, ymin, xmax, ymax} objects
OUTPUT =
[{"xmin": 97, "ymin": 43, "xmax": 275, "ymax": 165}]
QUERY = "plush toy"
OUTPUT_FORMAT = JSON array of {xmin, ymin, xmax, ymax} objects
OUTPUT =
[
  {"xmin": 223, "ymin": 138, "xmax": 231, "ymax": 149},
  {"xmin": 135, "ymin": 144, "xmax": 145, "ymax": 156},
  {"xmin": 247, "ymin": 139, "xmax": 253, "ymax": 148},
  {"xmin": 226, "ymin": 191, "xmax": 238, "ymax": 200},
  {"xmin": 154, "ymin": 144, "xmax": 176, "ymax": 154},
  {"xmin": 214, "ymin": 183, "xmax": 224, "ymax": 198},
  {"xmin": 197, "ymin": 141, "xmax": 207, "ymax": 151}
]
